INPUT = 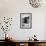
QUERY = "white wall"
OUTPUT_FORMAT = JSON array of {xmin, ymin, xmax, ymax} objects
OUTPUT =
[{"xmin": 0, "ymin": 0, "xmax": 46, "ymax": 40}]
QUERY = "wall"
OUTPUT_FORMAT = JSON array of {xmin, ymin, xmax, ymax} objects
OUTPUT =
[{"xmin": 0, "ymin": 0, "xmax": 46, "ymax": 40}]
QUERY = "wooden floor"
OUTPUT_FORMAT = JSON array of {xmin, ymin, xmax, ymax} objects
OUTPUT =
[
  {"xmin": 0, "ymin": 41, "xmax": 16, "ymax": 46},
  {"xmin": 0, "ymin": 40, "xmax": 46, "ymax": 46},
  {"xmin": 0, "ymin": 42, "xmax": 16, "ymax": 46}
]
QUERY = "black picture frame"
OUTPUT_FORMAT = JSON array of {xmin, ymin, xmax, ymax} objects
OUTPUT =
[{"xmin": 20, "ymin": 13, "xmax": 32, "ymax": 29}]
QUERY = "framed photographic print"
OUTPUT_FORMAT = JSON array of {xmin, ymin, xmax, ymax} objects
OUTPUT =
[{"xmin": 20, "ymin": 13, "xmax": 32, "ymax": 29}]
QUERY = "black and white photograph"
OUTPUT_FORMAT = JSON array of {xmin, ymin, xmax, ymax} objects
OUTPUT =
[{"xmin": 20, "ymin": 13, "xmax": 32, "ymax": 29}]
